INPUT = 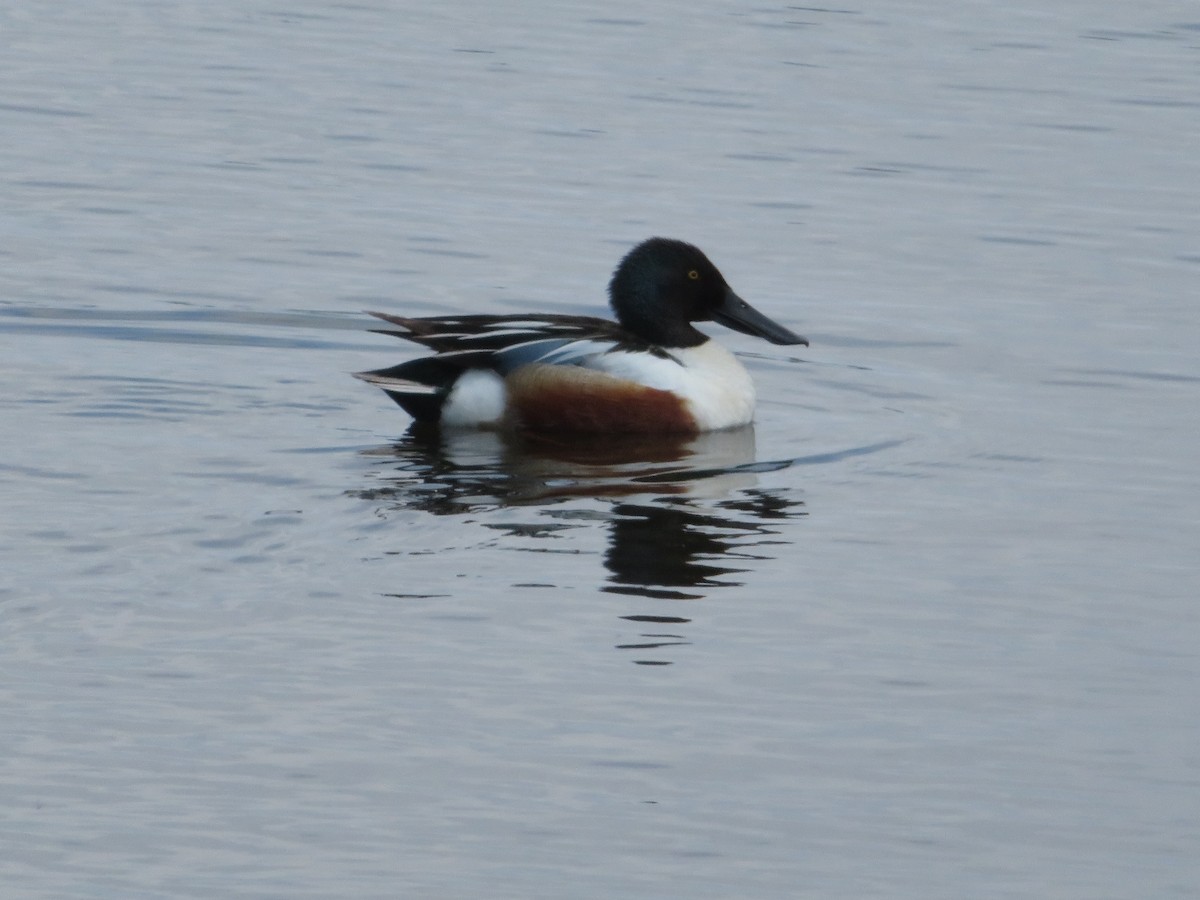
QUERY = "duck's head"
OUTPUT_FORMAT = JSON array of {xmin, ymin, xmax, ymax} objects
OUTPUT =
[{"xmin": 608, "ymin": 237, "xmax": 808, "ymax": 349}]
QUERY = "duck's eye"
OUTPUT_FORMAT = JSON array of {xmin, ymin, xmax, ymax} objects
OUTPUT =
[{"xmin": 687, "ymin": 269, "xmax": 700, "ymax": 280}]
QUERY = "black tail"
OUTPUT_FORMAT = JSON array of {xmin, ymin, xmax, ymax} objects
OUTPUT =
[{"xmin": 353, "ymin": 357, "xmax": 465, "ymax": 423}]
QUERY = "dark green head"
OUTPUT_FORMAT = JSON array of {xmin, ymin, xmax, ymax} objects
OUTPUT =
[{"xmin": 608, "ymin": 237, "xmax": 808, "ymax": 348}]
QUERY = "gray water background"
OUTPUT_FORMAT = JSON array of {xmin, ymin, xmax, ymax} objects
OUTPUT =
[{"xmin": 2, "ymin": 2, "xmax": 1198, "ymax": 897}]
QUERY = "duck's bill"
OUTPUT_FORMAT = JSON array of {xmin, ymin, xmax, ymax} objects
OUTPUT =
[{"xmin": 713, "ymin": 288, "xmax": 808, "ymax": 346}]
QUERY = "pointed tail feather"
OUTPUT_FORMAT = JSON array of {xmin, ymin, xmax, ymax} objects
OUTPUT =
[
  {"xmin": 352, "ymin": 371, "xmax": 440, "ymax": 394},
  {"xmin": 354, "ymin": 356, "xmax": 469, "ymax": 422}
]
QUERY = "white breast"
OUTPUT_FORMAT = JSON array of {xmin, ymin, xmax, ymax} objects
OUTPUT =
[{"xmin": 592, "ymin": 340, "xmax": 757, "ymax": 430}]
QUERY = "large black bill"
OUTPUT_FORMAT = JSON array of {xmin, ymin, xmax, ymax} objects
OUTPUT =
[{"xmin": 712, "ymin": 288, "xmax": 808, "ymax": 346}]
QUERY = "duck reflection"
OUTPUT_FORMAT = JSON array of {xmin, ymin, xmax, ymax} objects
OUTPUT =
[
  {"xmin": 353, "ymin": 425, "xmax": 772, "ymax": 510},
  {"xmin": 350, "ymin": 425, "xmax": 807, "ymax": 664},
  {"xmin": 603, "ymin": 491, "xmax": 803, "ymax": 600},
  {"xmin": 616, "ymin": 614, "xmax": 694, "ymax": 667}
]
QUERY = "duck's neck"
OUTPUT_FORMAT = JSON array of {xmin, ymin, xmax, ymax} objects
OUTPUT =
[
  {"xmin": 627, "ymin": 316, "xmax": 708, "ymax": 348},
  {"xmin": 613, "ymin": 293, "xmax": 708, "ymax": 348}
]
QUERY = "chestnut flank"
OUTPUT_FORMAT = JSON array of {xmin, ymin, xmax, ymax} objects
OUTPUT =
[{"xmin": 505, "ymin": 365, "xmax": 697, "ymax": 434}]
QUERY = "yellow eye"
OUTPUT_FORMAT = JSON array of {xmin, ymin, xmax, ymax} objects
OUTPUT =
[{"xmin": 687, "ymin": 269, "xmax": 700, "ymax": 280}]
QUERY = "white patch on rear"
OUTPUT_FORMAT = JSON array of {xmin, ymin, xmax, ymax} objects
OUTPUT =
[
  {"xmin": 441, "ymin": 369, "xmax": 506, "ymax": 427},
  {"xmin": 592, "ymin": 339, "xmax": 756, "ymax": 430}
]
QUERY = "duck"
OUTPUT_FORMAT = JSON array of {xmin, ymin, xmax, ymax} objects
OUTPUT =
[{"xmin": 354, "ymin": 237, "xmax": 807, "ymax": 433}]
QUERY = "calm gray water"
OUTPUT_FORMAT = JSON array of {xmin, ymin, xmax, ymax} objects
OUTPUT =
[{"xmin": 3, "ymin": 2, "xmax": 1198, "ymax": 897}]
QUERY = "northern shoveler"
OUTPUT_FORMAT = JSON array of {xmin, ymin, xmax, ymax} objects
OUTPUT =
[{"xmin": 354, "ymin": 237, "xmax": 808, "ymax": 433}]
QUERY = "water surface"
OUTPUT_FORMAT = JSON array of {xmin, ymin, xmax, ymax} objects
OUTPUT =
[{"xmin": 2, "ymin": 2, "xmax": 1198, "ymax": 897}]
